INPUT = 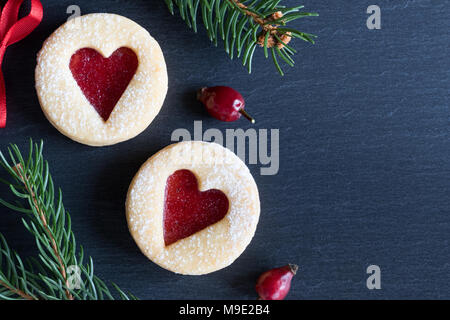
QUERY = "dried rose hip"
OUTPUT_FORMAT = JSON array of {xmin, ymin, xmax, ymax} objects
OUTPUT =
[
  {"xmin": 197, "ymin": 86, "xmax": 255, "ymax": 123},
  {"xmin": 255, "ymin": 264, "xmax": 298, "ymax": 300}
]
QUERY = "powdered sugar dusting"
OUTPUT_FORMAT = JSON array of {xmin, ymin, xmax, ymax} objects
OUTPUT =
[
  {"xmin": 35, "ymin": 13, "xmax": 168, "ymax": 146},
  {"xmin": 126, "ymin": 141, "xmax": 261, "ymax": 275}
]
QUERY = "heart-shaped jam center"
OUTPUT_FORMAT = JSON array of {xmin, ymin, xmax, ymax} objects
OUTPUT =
[
  {"xmin": 69, "ymin": 47, "xmax": 138, "ymax": 121},
  {"xmin": 163, "ymin": 170, "xmax": 229, "ymax": 246}
]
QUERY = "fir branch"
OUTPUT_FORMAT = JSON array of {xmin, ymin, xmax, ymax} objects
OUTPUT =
[
  {"xmin": 164, "ymin": 0, "xmax": 318, "ymax": 75},
  {"xmin": 13, "ymin": 163, "xmax": 73, "ymax": 300},
  {"xmin": 0, "ymin": 140, "xmax": 136, "ymax": 300},
  {"xmin": 0, "ymin": 280, "xmax": 35, "ymax": 300},
  {"xmin": 0, "ymin": 234, "xmax": 39, "ymax": 300}
]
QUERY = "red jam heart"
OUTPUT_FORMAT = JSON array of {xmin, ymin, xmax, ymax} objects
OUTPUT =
[
  {"xmin": 163, "ymin": 170, "xmax": 229, "ymax": 246},
  {"xmin": 69, "ymin": 47, "xmax": 138, "ymax": 121}
]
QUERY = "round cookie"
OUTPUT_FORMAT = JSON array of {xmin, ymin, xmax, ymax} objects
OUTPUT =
[
  {"xmin": 126, "ymin": 141, "xmax": 260, "ymax": 275},
  {"xmin": 35, "ymin": 13, "xmax": 168, "ymax": 146}
]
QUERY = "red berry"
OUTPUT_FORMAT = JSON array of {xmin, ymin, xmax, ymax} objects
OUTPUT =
[
  {"xmin": 197, "ymin": 86, "xmax": 255, "ymax": 123},
  {"xmin": 255, "ymin": 264, "xmax": 298, "ymax": 300}
]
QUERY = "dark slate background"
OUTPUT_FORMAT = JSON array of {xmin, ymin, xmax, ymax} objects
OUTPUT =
[{"xmin": 0, "ymin": 0, "xmax": 449, "ymax": 299}]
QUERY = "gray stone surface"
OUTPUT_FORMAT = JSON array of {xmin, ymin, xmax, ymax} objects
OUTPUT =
[{"xmin": 0, "ymin": 0, "xmax": 449, "ymax": 299}]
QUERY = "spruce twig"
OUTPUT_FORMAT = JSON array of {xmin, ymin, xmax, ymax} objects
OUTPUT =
[
  {"xmin": 164, "ymin": 0, "xmax": 318, "ymax": 75},
  {"xmin": 0, "ymin": 140, "xmax": 136, "ymax": 300},
  {"xmin": 0, "ymin": 279, "xmax": 35, "ymax": 300},
  {"xmin": 13, "ymin": 163, "xmax": 73, "ymax": 300}
]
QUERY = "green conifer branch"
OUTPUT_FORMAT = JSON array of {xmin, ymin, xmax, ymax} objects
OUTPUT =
[
  {"xmin": 0, "ymin": 140, "xmax": 136, "ymax": 300},
  {"xmin": 164, "ymin": 0, "xmax": 318, "ymax": 75}
]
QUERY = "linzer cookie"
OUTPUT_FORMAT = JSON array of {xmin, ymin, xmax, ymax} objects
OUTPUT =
[
  {"xmin": 126, "ymin": 141, "xmax": 261, "ymax": 275},
  {"xmin": 35, "ymin": 13, "xmax": 168, "ymax": 146}
]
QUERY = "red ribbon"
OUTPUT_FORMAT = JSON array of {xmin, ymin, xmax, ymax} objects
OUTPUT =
[{"xmin": 0, "ymin": 0, "xmax": 43, "ymax": 128}]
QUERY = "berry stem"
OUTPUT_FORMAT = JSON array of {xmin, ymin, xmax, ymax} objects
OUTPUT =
[
  {"xmin": 289, "ymin": 264, "xmax": 299, "ymax": 275},
  {"xmin": 239, "ymin": 109, "xmax": 256, "ymax": 124}
]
